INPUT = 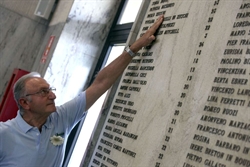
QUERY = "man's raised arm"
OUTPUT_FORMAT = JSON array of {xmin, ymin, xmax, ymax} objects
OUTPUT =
[{"xmin": 85, "ymin": 15, "xmax": 164, "ymax": 110}]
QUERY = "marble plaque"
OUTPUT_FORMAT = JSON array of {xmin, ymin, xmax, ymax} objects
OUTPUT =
[{"xmin": 88, "ymin": 0, "xmax": 250, "ymax": 166}]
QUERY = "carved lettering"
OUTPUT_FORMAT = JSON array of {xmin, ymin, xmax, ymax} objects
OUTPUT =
[
  {"xmin": 222, "ymin": 108, "xmax": 238, "ymax": 116},
  {"xmin": 113, "ymin": 105, "xmax": 123, "ymax": 111},
  {"xmin": 147, "ymin": 13, "xmax": 155, "ymax": 18},
  {"xmin": 95, "ymin": 152, "xmax": 103, "ymax": 159},
  {"xmin": 108, "ymin": 118, "xmax": 115, "ymax": 124},
  {"xmin": 107, "ymin": 158, "xmax": 118, "ymax": 167},
  {"xmin": 228, "ymin": 131, "xmax": 250, "ymax": 143},
  {"xmin": 214, "ymin": 77, "xmax": 228, "ymax": 83},
  {"xmin": 164, "ymin": 29, "xmax": 179, "ymax": 34},
  {"xmin": 197, "ymin": 124, "xmax": 225, "ymax": 136},
  {"xmin": 231, "ymin": 78, "xmax": 248, "ymax": 85},
  {"xmin": 160, "ymin": 23, "xmax": 175, "ymax": 28},
  {"xmin": 230, "ymin": 30, "xmax": 245, "ymax": 36},
  {"xmin": 103, "ymin": 148, "xmax": 111, "ymax": 154},
  {"xmin": 177, "ymin": 13, "xmax": 188, "ymax": 19},
  {"xmin": 113, "ymin": 144, "xmax": 122, "ymax": 151},
  {"xmin": 240, "ymin": 39, "xmax": 250, "ymax": 45},
  {"xmin": 220, "ymin": 58, "xmax": 241, "ymax": 64},
  {"xmin": 237, "ymin": 88, "xmax": 250, "ymax": 96},
  {"xmin": 105, "ymin": 125, "xmax": 112, "ymax": 131},
  {"xmin": 233, "ymin": 21, "xmax": 250, "ymax": 28},
  {"xmin": 150, "ymin": 6, "xmax": 160, "ymax": 11},
  {"xmin": 186, "ymin": 153, "xmax": 202, "ymax": 163},
  {"xmin": 215, "ymin": 139, "xmax": 241, "ymax": 152},
  {"xmin": 122, "ymin": 148, "xmax": 136, "ymax": 158},
  {"xmin": 114, "ymin": 136, "xmax": 123, "ymax": 143},
  {"xmin": 217, "ymin": 68, "xmax": 246, "ymax": 74},
  {"xmin": 128, "ymin": 66, "xmax": 139, "ymax": 70},
  {"xmin": 110, "ymin": 112, "xmax": 120, "ymax": 118},
  {"xmin": 207, "ymin": 95, "xmax": 218, "ymax": 102},
  {"xmin": 100, "ymin": 138, "xmax": 112, "ymax": 147},
  {"xmin": 204, "ymin": 159, "xmax": 226, "ymax": 167},
  {"xmin": 103, "ymin": 132, "xmax": 113, "ymax": 140},
  {"xmin": 193, "ymin": 134, "xmax": 210, "ymax": 144},
  {"xmin": 204, "ymin": 105, "xmax": 220, "ymax": 113},
  {"xmin": 161, "ymin": 3, "xmax": 175, "ymax": 9},
  {"xmin": 116, "ymin": 121, "xmax": 128, "ymax": 128},
  {"xmin": 164, "ymin": 16, "xmax": 171, "ymax": 21},
  {"xmin": 200, "ymin": 115, "xmax": 227, "ymax": 125},
  {"xmin": 123, "ymin": 107, "xmax": 137, "ymax": 114},
  {"xmin": 156, "ymin": 11, "xmax": 166, "ymax": 16},
  {"xmin": 227, "ymin": 40, "xmax": 238, "ymax": 45},
  {"xmin": 190, "ymin": 143, "xmax": 203, "ymax": 152},
  {"xmin": 229, "ymin": 120, "xmax": 250, "ymax": 131},
  {"xmin": 113, "ymin": 128, "xmax": 122, "ymax": 135},
  {"xmin": 129, "ymin": 86, "xmax": 141, "ymax": 92},
  {"xmin": 140, "ymin": 66, "xmax": 155, "ymax": 70},
  {"xmin": 93, "ymin": 159, "xmax": 100, "ymax": 165},
  {"xmin": 220, "ymin": 97, "xmax": 245, "ymax": 106},
  {"xmin": 145, "ymin": 19, "xmax": 155, "ymax": 24},
  {"xmin": 120, "ymin": 85, "xmax": 128, "ymax": 90},
  {"xmin": 123, "ymin": 131, "xmax": 138, "ymax": 140},
  {"xmin": 236, "ymin": 12, "xmax": 250, "ymax": 19},
  {"xmin": 204, "ymin": 148, "xmax": 224, "ymax": 159},
  {"xmin": 115, "ymin": 99, "xmax": 127, "ymax": 105},
  {"xmin": 121, "ymin": 115, "xmax": 134, "ymax": 122},
  {"xmin": 125, "ymin": 72, "xmax": 139, "ymax": 77},
  {"xmin": 211, "ymin": 86, "xmax": 234, "ymax": 94},
  {"xmin": 142, "ymin": 59, "xmax": 154, "ymax": 63},
  {"xmin": 234, "ymin": 157, "xmax": 250, "ymax": 167},
  {"xmin": 123, "ymin": 79, "xmax": 132, "ymax": 84}
]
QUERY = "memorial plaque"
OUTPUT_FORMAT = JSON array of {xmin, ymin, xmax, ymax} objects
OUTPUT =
[{"xmin": 88, "ymin": 0, "xmax": 250, "ymax": 166}]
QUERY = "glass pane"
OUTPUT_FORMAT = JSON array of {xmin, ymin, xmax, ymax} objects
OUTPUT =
[
  {"xmin": 68, "ymin": 45, "xmax": 125, "ymax": 167},
  {"xmin": 118, "ymin": 0, "xmax": 143, "ymax": 24}
]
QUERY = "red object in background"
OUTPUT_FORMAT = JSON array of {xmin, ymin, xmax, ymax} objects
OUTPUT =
[
  {"xmin": 0, "ymin": 69, "xmax": 29, "ymax": 122},
  {"xmin": 41, "ymin": 35, "xmax": 55, "ymax": 64}
]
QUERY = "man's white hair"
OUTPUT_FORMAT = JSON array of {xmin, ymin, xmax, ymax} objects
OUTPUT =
[{"xmin": 13, "ymin": 72, "xmax": 41, "ymax": 115}]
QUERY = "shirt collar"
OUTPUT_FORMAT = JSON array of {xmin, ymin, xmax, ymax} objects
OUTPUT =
[
  {"xmin": 16, "ymin": 111, "xmax": 52, "ymax": 133},
  {"xmin": 43, "ymin": 118, "xmax": 52, "ymax": 129},
  {"xmin": 16, "ymin": 111, "xmax": 33, "ymax": 133}
]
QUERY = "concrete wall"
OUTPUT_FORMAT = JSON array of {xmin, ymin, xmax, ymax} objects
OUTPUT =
[
  {"xmin": 0, "ymin": 0, "xmax": 121, "ymax": 107},
  {"xmin": 0, "ymin": 5, "xmax": 48, "ymax": 101}
]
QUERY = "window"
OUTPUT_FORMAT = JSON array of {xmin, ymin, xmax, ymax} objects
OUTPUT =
[
  {"xmin": 67, "ymin": 1, "xmax": 142, "ymax": 166},
  {"xmin": 67, "ymin": 46, "xmax": 124, "ymax": 166},
  {"xmin": 118, "ymin": 0, "xmax": 143, "ymax": 24}
]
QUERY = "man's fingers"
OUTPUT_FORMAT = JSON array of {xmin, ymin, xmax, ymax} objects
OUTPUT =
[
  {"xmin": 152, "ymin": 15, "xmax": 164, "ymax": 29},
  {"xmin": 149, "ymin": 35, "xmax": 156, "ymax": 41},
  {"xmin": 146, "ymin": 15, "xmax": 164, "ymax": 36},
  {"xmin": 131, "ymin": 15, "xmax": 164, "ymax": 49}
]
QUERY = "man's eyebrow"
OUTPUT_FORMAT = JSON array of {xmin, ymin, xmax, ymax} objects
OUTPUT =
[{"xmin": 39, "ymin": 86, "xmax": 50, "ymax": 90}]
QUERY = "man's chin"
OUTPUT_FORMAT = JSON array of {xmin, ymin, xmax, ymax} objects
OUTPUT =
[{"xmin": 47, "ymin": 105, "xmax": 56, "ymax": 113}]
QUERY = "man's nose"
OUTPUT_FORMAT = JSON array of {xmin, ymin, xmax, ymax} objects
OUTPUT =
[{"xmin": 48, "ymin": 91, "xmax": 56, "ymax": 99}]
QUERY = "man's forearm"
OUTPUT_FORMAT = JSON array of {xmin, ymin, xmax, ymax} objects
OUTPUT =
[
  {"xmin": 85, "ymin": 50, "xmax": 132, "ymax": 110},
  {"xmin": 94, "ymin": 15, "xmax": 164, "ymax": 91},
  {"xmin": 93, "ymin": 50, "xmax": 133, "ymax": 92}
]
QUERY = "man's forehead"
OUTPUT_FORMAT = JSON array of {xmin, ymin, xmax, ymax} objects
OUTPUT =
[{"xmin": 25, "ymin": 77, "xmax": 50, "ymax": 89}]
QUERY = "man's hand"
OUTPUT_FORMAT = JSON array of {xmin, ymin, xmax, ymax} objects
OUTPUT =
[{"xmin": 130, "ymin": 15, "xmax": 164, "ymax": 53}]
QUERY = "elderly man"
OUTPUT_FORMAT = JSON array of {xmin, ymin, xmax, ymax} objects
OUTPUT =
[{"xmin": 0, "ymin": 15, "xmax": 163, "ymax": 166}]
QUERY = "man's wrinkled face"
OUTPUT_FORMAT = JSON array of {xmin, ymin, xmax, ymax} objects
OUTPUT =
[{"xmin": 23, "ymin": 77, "xmax": 57, "ymax": 116}]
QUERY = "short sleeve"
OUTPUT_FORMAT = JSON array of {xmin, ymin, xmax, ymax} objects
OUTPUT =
[{"xmin": 49, "ymin": 92, "xmax": 87, "ymax": 135}]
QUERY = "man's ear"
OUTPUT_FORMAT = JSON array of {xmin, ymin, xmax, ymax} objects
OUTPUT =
[{"xmin": 19, "ymin": 98, "xmax": 30, "ymax": 110}]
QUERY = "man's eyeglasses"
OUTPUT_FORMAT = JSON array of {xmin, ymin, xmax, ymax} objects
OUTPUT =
[{"xmin": 25, "ymin": 87, "xmax": 56, "ymax": 97}]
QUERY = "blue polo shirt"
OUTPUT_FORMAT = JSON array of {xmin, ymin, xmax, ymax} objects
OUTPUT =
[{"xmin": 0, "ymin": 92, "xmax": 87, "ymax": 167}]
